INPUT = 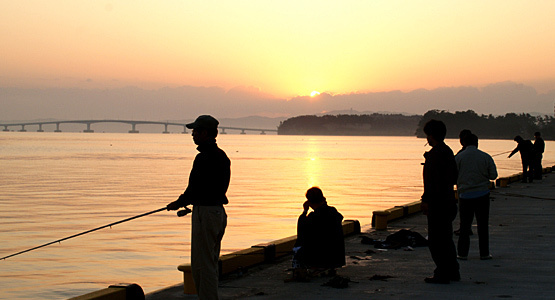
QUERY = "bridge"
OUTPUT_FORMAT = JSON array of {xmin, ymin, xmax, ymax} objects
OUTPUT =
[{"xmin": 0, "ymin": 120, "xmax": 277, "ymax": 135}]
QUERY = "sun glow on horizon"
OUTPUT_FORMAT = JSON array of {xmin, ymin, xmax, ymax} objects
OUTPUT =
[
  {"xmin": 1, "ymin": 1, "xmax": 555, "ymax": 98},
  {"xmin": 310, "ymin": 91, "xmax": 320, "ymax": 97}
]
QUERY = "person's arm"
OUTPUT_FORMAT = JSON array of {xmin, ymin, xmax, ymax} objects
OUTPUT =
[
  {"xmin": 167, "ymin": 193, "xmax": 188, "ymax": 210},
  {"xmin": 508, "ymin": 146, "xmax": 519, "ymax": 158}
]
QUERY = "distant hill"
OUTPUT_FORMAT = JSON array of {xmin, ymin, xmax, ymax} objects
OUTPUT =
[
  {"xmin": 277, "ymin": 110, "xmax": 555, "ymax": 140},
  {"xmin": 277, "ymin": 114, "xmax": 421, "ymax": 136},
  {"xmin": 416, "ymin": 110, "xmax": 555, "ymax": 140}
]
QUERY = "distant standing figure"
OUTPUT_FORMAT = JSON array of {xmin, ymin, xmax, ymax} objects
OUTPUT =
[
  {"xmin": 508, "ymin": 135, "xmax": 535, "ymax": 183},
  {"xmin": 294, "ymin": 187, "xmax": 345, "ymax": 273},
  {"xmin": 420, "ymin": 119, "xmax": 460, "ymax": 284},
  {"xmin": 533, "ymin": 132, "xmax": 545, "ymax": 180},
  {"xmin": 456, "ymin": 129, "xmax": 472, "ymax": 155},
  {"xmin": 166, "ymin": 115, "xmax": 230, "ymax": 300},
  {"xmin": 455, "ymin": 133, "xmax": 497, "ymax": 260},
  {"xmin": 454, "ymin": 129, "xmax": 472, "ymax": 236}
]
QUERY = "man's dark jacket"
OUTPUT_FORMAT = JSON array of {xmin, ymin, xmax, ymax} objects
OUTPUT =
[
  {"xmin": 421, "ymin": 142, "xmax": 458, "ymax": 207},
  {"xmin": 177, "ymin": 141, "xmax": 231, "ymax": 206},
  {"xmin": 295, "ymin": 204, "xmax": 345, "ymax": 269}
]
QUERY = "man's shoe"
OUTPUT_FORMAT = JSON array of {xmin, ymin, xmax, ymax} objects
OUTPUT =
[
  {"xmin": 480, "ymin": 255, "xmax": 493, "ymax": 260},
  {"xmin": 424, "ymin": 276, "xmax": 450, "ymax": 284}
]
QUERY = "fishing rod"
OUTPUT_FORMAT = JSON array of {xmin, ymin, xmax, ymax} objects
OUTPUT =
[
  {"xmin": 1, "ymin": 207, "xmax": 192, "ymax": 260},
  {"xmin": 491, "ymin": 150, "xmax": 512, "ymax": 157}
]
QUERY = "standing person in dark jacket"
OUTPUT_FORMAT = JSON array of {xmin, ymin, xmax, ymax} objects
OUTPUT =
[
  {"xmin": 420, "ymin": 119, "xmax": 460, "ymax": 284},
  {"xmin": 294, "ymin": 187, "xmax": 345, "ymax": 274},
  {"xmin": 508, "ymin": 135, "xmax": 535, "ymax": 183},
  {"xmin": 167, "ymin": 115, "xmax": 230, "ymax": 300},
  {"xmin": 533, "ymin": 132, "xmax": 545, "ymax": 180}
]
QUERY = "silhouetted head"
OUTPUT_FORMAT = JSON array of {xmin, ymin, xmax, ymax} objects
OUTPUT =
[
  {"xmin": 514, "ymin": 135, "xmax": 524, "ymax": 143},
  {"xmin": 463, "ymin": 133, "xmax": 478, "ymax": 147},
  {"xmin": 535, "ymin": 132, "xmax": 541, "ymax": 137},
  {"xmin": 423, "ymin": 119, "xmax": 447, "ymax": 144},
  {"xmin": 459, "ymin": 129, "xmax": 472, "ymax": 139},
  {"xmin": 306, "ymin": 187, "xmax": 326, "ymax": 204},
  {"xmin": 187, "ymin": 115, "xmax": 219, "ymax": 144},
  {"xmin": 459, "ymin": 129, "xmax": 472, "ymax": 146}
]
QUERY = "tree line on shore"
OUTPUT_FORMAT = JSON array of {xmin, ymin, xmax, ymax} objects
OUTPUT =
[{"xmin": 277, "ymin": 110, "xmax": 555, "ymax": 140}]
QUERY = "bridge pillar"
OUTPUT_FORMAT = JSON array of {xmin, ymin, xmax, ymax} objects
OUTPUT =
[
  {"xmin": 19, "ymin": 125, "xmax": 27, "ymax": 132},
  {"xmin": 163, "ymin": 124, "xmax": 170, "ymax": 134},
  {"xmin": 3, "ymin": 125, "xmax": 10, "ymax": 132},
  {"xmin": 240, "ymin": 130, "xmax": 246, "ymax": 134},
  {"xmin": 182, "ymin": 126, "xmax": 188, "ymax": 134},
  {"xmin": 220, "ymin": 128, "xmax": 227, "ymax": 134},
  {"xmin": 260, "ymin": 130, "xmax": 266, "ymax": 135},
  {"xmin": 37, "ymin": 123, "xmax": 44, "ymax": 132},
  {"xmin": 129, "ymin": 123, "xmax": 139, "ymax": 133},
  {"xmin": 55, "ymin": 123, "xmax": 62, "ymax": 132},
  {"xmin": 83, "ymin": 123, "xmax": 94, "ymax": 133}
]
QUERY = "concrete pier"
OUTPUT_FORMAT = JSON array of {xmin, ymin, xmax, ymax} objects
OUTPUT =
[{"xmin": 146, "ymin": 170, "xmax": 555, "ymax": 300}]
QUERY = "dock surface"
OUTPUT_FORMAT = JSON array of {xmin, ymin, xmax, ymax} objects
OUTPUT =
[{"xmin": 147, "ymin": 173, "xmax": 555, "ymax": 300}]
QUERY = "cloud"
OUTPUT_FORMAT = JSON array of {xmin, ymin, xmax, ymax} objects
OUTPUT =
[{"xmin": 1, "ymin": 81, "xmax": 554, "ymax": 122}]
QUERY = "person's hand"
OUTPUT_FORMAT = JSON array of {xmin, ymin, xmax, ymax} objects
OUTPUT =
[
  {"xmin": 167, "ymin": 201, "xmax": 181, "ymax": 211},
  {"xmin": 302, "ymin": 200, "xmax": 310, "ymax": 214},
  {"xmin": 420, "ymin": 202, "xmax": 429, "ymax": 216}
]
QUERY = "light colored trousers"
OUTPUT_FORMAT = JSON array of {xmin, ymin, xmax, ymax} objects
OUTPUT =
[{"xmin": 191, "ymin": 205, "xmax": 227, "ymax": 300}]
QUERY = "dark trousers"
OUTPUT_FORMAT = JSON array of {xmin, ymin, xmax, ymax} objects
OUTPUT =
[
  {"xmin": 457, "ymin": 193, "xmax": 490, "ymax": 257},
  {"xmin": 427, "ymin": 204, "xmax": 459, "ymax": 279},
  {"xmin": 522, "ymin": 159, "xmax": 534, "ymax": 182},
  {"xmin": 534, "ymin": 154, "xmax": 543, "ymax": 180}
]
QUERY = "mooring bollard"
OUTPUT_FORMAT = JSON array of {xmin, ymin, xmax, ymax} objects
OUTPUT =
[{"xmin": 372, "ymin": 210, "xmax": 391, "ymax": 230}]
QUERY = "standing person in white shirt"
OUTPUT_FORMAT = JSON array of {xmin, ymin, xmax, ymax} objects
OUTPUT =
[{"xmin": 455, "ymin": 133, "xmax": 497, "ymax": 260}]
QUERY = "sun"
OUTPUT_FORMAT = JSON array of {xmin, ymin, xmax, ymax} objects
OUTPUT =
[{"xmin": 310, "ymin": 91, "xmax": 320, "ymax": 97}]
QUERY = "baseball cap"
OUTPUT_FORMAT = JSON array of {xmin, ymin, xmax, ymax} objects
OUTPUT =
[{"xmin": 186, "ymin": 115, "xmax": 219, "ymax": 129}]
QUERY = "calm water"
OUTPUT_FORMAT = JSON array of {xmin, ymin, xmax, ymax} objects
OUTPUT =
[{"xmin": 1, "ymin": 132, "xmax": 552, "ymax": 299}]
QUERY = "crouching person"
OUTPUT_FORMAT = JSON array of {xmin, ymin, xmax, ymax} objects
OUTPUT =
[{"xmin": 291, "ymin": 187, "xmax": 345, "ymax": 280}]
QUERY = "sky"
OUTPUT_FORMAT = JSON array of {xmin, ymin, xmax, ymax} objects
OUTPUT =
[{"xmin": 1, "ymin": 1, "xmax": 555, "ymax": 120}]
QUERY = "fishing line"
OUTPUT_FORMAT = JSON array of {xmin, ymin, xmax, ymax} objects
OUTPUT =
[
  {"xmin": 490, "ymin": 150, "xmax": 513, "ymax": 157},
  {"xmin": 1, "ymin": 207, "xmax": 191, "ymax": 260},
  {"xmin": 494, "ymin": 192, "xmax": 555, "ymax": 201}
]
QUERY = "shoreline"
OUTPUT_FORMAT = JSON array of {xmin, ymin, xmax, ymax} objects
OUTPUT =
[{"xmin": 71, "ymin": 165, "xmax": 554, "ymax": 299}]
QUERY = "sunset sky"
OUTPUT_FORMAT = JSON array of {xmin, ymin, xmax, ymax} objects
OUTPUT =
[{"xmin": 1, "ymin": 1, "xmax": 555, "ymax": 99}]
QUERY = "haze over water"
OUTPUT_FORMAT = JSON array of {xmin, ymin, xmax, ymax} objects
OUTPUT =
[{"xmin": 1, "ymin": 132, "xmax": 553, "ymax": 299}]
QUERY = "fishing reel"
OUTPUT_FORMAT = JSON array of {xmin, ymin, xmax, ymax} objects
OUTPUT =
[{"xmin": 177, "ymin": 207, "xmax": 192, "ymax": 217}]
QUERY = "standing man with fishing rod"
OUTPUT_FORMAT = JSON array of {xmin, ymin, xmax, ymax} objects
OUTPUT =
[
  {"xmin": 508, "ymin": 135, "xmax": 535, "ymax": 183},
  {"xmin": 167, "ymin": 115, "xmax": 230, "ymax": 300}
]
